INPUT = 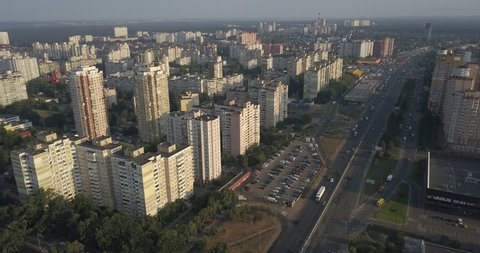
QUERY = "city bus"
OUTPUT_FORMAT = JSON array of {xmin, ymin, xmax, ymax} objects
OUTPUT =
[{"xmin": 316, "ymin": 186, "xmax": 326, "ymax": 202}]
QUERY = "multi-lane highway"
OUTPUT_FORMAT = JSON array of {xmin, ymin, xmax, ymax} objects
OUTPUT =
[{"xmin": 269, "ymin": 48, "xmax": 430, "ymax": 253}]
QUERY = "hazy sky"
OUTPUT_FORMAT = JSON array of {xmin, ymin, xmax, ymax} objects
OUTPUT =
[{"xmin": 1, "ymin": 0, "xmax": 479, "ymax": 21}]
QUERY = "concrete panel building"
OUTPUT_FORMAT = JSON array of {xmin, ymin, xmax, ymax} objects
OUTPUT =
[
  {"xmin": 11, "ymin": 133, "xmax": 83, "ymax": 201},
  {"xmin": 0, "ymin": 71, "xmax": 28, "ymax": 107},
  {"xmin": 69, "ymin": 66, "xmax": 109, "ymax": 140},
  {"xmin": 134, "ymin": 66, "xmax": 170, "ymax": 142}
]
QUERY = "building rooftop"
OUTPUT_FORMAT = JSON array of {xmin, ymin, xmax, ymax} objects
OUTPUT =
[
  {"xmin": 428, "ymin": 152, "xmax": 480, "ymax": 199},
  {"xmin": 344, "ymin": 79, "xmax": 379, "ymax": 103}
]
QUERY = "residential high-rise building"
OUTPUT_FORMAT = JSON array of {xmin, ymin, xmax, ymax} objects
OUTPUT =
[
  {"xmin": 69, "ymin": 66, "xmax": 109, "ymax": 140},
  {"xmin": 441, "ymin": 64, "xmax": 480, "ymax": 153},
  {"xmin": 209, "ymin": 56, "xmax": 223, "ymax": 79},
  {"xmin": 134, "ymin": 66, "xmax": 170, "ymax": 142},
  {"xmin": 303, "ymin": 57, "xmax": 343, "ymax": 100},
  {"xmin": 214, "ymin": 101, "xmax": 260, "ymax": 156},
  {"xmin": 428, "ymin": 49, "xmax": 465, "ymax": 114},
  {"xmin": 0, "ymin": 71, "xmax": 28, "ymax": 107},
  {"xmin": 425, "ymin": 23, "xmax": 432, "ymax": 41},
  {"xmin": 239, "ymin": 32, "xmax": 258, "ymax": 45},
  {"xmin": 110, "ymin": 146, "xmax": 167, "ymax": 218},
  {"xmin": 11, "ymin": 133, "xmax": 83, "ymax": 201},
  {"xmin": 76, "ymin": 136, "xmax": 122, "ymax": 208},
  {"xmin": 0, "ymin": 32, "xmax": 9, "ymax": 45},
  {"xmin": 157, "ymin": 143, "xmax": 195, "ymax": 201},
  {"xmin": 373, "ymin": 37, "xmax": 395, "ymax": 58},
  {"xmin": 0, "ymin": 56, "xmax": 40, "ymax": 81},
  {"xmin": 338, "ymin": 41, "xmax": 374, "ymax": 58},
  {"xmin": 248, "ymin": 80, "xmax": 289, "ymax": 128},
  {"xmin": 165, "ymin": 111, "xmax": 222, "ymax": 182},
  {"xmin": 113, "ymin": 26, "xmax": 128, "ymax": 38}
]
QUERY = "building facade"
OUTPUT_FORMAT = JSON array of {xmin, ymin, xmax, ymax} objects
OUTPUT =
[
  {"xmin": 248, "ymin": 80, "xmax": 289, "ymax": 128},
  {"xmin": 11, "ymin": 133, "xmax": 83, "ymax": 201},
  {"xmin": 134, "ymin": 66, "xmax": 170, "ymax": 142},
  {"xmin": 214, "ymin": 101, "xmax": 260, "ymax": 156},
  {"xmin": 303, "ymin": 57, "xmax": 343, "ymax": 100},
  {"xmin": 0, "ymin": 71, "xmax": 28, "ymax": 107},
  {"xmin": 76, "ymin": 136, "xmax": 122, "ymax": 208},
  {"xmin": 69, "ymin": 66, "xmax": 109, "ymax": 140}
]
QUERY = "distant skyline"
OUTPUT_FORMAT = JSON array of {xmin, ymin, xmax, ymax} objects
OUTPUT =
[{"xmin": 1, "ymin": 0, "xmax": 480, "ymax": 22}]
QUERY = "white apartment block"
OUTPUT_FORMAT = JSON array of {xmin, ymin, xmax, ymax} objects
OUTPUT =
[
  {"xmin": 338, "ymin": 41, "xmax": 374, "ymax": 58},
  {"xmin": 11, "ymin": 133, "xmax": 83, "ymax": 201},
  {"xmin": 0, "ymin": 32, "xmax": 9, "ymax": 45},
  {"xmin": 0, "ymin": 71, "xmax": 27, "ymax": 107},
  {"xmin": 113, "ymin": 26, "xmax": 128, "ymax": 38},
  {"xmin": 0, "ymin": 56, "xmax": 40, "ymax": 81},
  {"xmin": 157, "ymin": 143, "xmax": 195, "ymax": 201},
  {"xmin": 214, "ymin": 101, "xmax": 260, "ymax": 156},
  {"xmin": 69, "ymin": 66, "xmax": 109, "ymax": 140},
  {"xmin": 134, "ymin": 66, "xmax": 170, "ymax": 142},
  {"xmin": 303, "ymin": 57, "xmax": 343, "ymax": 100},
  {"xmin": 107, "ymin": 43, "xmax": 130, "ymax": 62},
  {"xmin": 110, "ymin": 147, "xmax": 167, "ymax": 218},
  {"xmin": 165, "ymin": 111, "xmax": 222, "ymax": 183}
]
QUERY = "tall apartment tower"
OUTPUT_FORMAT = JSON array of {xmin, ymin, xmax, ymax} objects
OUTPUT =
[
  {"xmin": 165, "ymin": 111, "xmax": 222, "ymax": 182},
  {"xmin": 11, "ymin": 133, "xmax": 83, "ymax": 201},
  {"xmin": 441, "ymin": 64, "xmax": 480, "ymax": 153},
  {"xmin": 248, "ymin": 80, "xmax": 289, "ymax": 128},
  {"xmin": 425, "ymin": 23, "xmax": 432, "ymax": 41},
  {"xmin": 134, "ymin": 66, "xmax": 170, "ymax": 142},
  {"xmin": 0, "ymin": 71, "xmax": 28, "ymax": 107},
  {"xmin": 428, "ymin": 49, "xmax": 465, "ymax": 114},
  {"xmin": 69, "ymin": 66, "xmax": 109, "ymax": 140},
  {"xmin": 209, "ymin": 56, "xmax": 223, "ymax": 79},
  {"xmin": 214, "ymin": 101, "xmax": 260, "ymax": 156},
  {"xmin": 0, "ymin": 32, "xmax": 9, "ymax": 45},
  {"xmin": 76, "ymin": 136, "xmax": 122, "ymax": 208},
  {"xmin": 113, "ymin": 26, "xmax": 128, "ymax": 38}
]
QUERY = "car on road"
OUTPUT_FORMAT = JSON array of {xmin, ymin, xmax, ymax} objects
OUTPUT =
[
  {"xmin": 329, "ymin": 177, "xmax": 334, "ymax": 183},
  {"xmin": 378, "ymin": 185, "xmax": 385, "ymax": 193}
]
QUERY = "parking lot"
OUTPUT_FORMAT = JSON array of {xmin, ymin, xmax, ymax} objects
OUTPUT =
[{"xmin": 241, "ymin": 139, "xmax": 325, "ymax": 206}]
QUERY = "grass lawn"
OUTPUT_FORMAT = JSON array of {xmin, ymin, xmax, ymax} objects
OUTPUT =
[
  {"xmin": 34, "ymin": 109, "xmax": 58, "ymax": 118},
  {"xmin": 338, "ymin": 105, "xmax": 362, "ymax": 120},
  {"xmin": 228, "ymin": 228, "xmax": 277, "ymax": 253},
  {"xmin": 320, "ymin": 137, "xmax": 345, "ymax": 159},
  {"xmin": 205, "ymin": 209, "xmax": 279, "ymax": 253},
  {"xmin": 363, "ymin": 155, "xmax": 397, "ymax": 199},
  {"xmin": 376, "ymin": 184, "xmax": 410, "ymax": 224}
]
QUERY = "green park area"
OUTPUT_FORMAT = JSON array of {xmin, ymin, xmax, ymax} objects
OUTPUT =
[{"xmin": 375, "ymin": 184, "xmax": 410, "ymax": 224}]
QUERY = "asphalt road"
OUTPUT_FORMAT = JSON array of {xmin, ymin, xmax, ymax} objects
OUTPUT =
[
  {"xmin": 305, "ymin": 50, "xmax": 430, "ymax": 253},
  {"xmin": 268, "ymin": 48, "xmax": 430, "ymax": 253}
]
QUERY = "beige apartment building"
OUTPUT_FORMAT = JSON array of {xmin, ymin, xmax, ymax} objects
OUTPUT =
[
  {"xmin": 11, "ymin": 132, "xmax": 83, "ymax": 201},
  {"xmin": 76, "ymin": 136, "xmax": 122, "ymax": 208},
  {"xmin": 215, "ymin": 101, "xmax": 260, "ymax": 156},
  {"xmin": 69, "ymin": 66, "xmax": 109, "ymax": 140},
  {"xmin": 179, "ymin": 92, "xmax": 200, "ymax": 112},
  {"xmin": 134, "ymin": 66, "xmax": 170, "ymax": 142}
]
